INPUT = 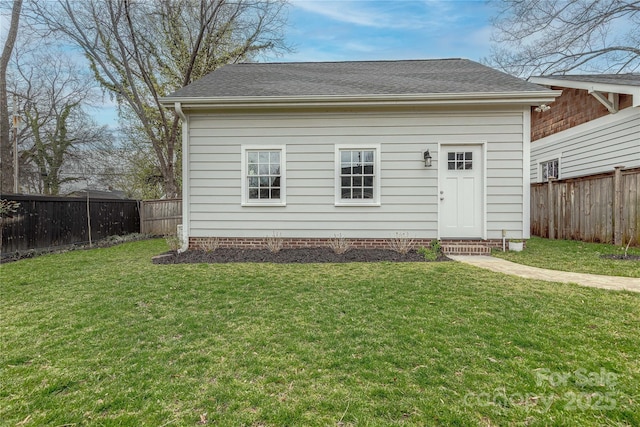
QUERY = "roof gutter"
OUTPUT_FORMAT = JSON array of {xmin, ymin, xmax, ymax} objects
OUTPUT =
[
  {"xmin": 159, "ymin": 91, "xmax": 561, "ymax": 110},
  {"xmin": 174, "ymin": 101, "xmax": 187, "ymax": 121}
]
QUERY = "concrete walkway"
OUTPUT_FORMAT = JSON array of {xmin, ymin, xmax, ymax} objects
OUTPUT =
[{"xmin": 448, "ymin": 255, "xmax": 640, "ymax": 293}]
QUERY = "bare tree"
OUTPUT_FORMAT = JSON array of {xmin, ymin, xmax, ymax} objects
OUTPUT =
[
  {"xmin": 489, "ymin": 0, "xmax": 640, "ymax": 77},
  {"xmin": 9, "ymin": 53, "xmax": 112, "ymax": 195},
  {"xmin": 28, "ymin": 0, "xmax": 289, "ymax": 198},
  {"xmin": 1, "ymin": 0, "xmax": 23, "ymax": 193},
  {"xmin": 107, "ymin": 146, "xmax": 167, "ymax": 200}
]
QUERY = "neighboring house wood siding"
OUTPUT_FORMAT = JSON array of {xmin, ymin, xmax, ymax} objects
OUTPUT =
[
  {"xmin": 187, "ymin": 108, "xmax": 527, "ymax": 240},
  {"xmin": 529, "ymin": 74, "xmax": 640, "ymax": 182},
  {"xmin": 531, "ymin": 87, "xmax": 633, "ymax": 141},
  {"xmin": 530, "ymin": 107, "xmax": 640, "ymax": 182}
]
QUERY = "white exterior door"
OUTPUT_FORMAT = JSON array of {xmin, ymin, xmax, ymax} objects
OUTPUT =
[{"xmin": 439, "ymin": 144, "xmax": 484, "ymax": 238}]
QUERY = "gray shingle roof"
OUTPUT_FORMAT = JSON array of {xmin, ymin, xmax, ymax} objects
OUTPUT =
[
  {"xmin": 534, "ymin": 74, "xmax": 640, "ymax": 87},
  {"xmin": 166, "ymin": 58, "xmax": 550, "ymax": 99}
]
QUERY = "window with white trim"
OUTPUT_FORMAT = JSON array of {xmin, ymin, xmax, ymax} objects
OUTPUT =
[
  {"xmin": 335, "ymin": 145, "xmax": 380, "ymax": 205},
  {"xmin": 540, "ymin": 158, "xmax": 559, "ymax": 181},
  {"xmin": 242, "ymin": 146, "xmax": 286, "ymax": 206}
]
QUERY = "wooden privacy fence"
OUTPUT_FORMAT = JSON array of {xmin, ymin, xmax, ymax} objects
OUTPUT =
[
  {"xmin": 1, "ymin": 194, "xmax": 140, "ymax": 254},
  {"xmin": 140, "ymin": 199, "xmax": 182, "ymax": 236},
  {"xmin": 531, "ymin": 167, "xmax": 640, "ymax": 246}
]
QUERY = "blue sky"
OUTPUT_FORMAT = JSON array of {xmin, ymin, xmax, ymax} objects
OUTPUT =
[
  {"xmin": 277, "ymin": 0, "xmax": 496, "ymax": 62},
  {"xmin": 96, "ymin": 0, "xmax": 497, "ymax": 129}
]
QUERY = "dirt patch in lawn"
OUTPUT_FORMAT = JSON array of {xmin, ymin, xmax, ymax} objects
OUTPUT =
[
  {"xmin": 600, "ymin": 254, "xmax": 640, "ymax": 261},
  {"xmin": 153, "ymin": 247, "xmax": 450, "ymax": 264}
]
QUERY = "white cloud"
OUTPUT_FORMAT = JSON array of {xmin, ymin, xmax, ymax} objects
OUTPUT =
[
  {"xmin": 290, "ymin": 0, "xmax": 427, "ymax": 29},
  {"xmin": 270, "ymin": 47, "xmax": 352, "ymax": 62},
  {"xmin": 290, "ymin": 0, "xmax": 493, "ymax": 34},
  {"xmin": 343, "ymin": 40, "xmax": 378, "ymax": 53}
]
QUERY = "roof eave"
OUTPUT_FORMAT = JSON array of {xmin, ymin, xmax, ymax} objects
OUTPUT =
[
  {"xmin": 159, "ymin": 91, "xmax": 561, "ymax": 110},
  {"xmin": 530, "ymin": 76, "xmax": 640, "ymax": 106}
]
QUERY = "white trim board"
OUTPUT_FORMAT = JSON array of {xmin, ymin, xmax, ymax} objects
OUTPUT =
[
  {"xmin": 522, "ymin": 107, "xmax": 531, "ymax": 239},
  {"xmin": 161, "ymin": 91, "xmax": 561, "ymax": 110},
  {"xmin": 529, "ymin": 76, "xmax": 640, "ymax": 107},
  {"xmin": 177, "ymin": 104, "xmax": 190, "ymax": 252}
]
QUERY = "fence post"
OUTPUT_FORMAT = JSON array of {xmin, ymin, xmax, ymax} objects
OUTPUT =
[
  {"xmin": 613, "ymin": 166, "xmax": 624, "ymax": 246},
  {"xmin": 547, "ymin": 177, "xmax": 555, "ymax": 239},
  {"xmin": 139, "ymin": 200, "xmax": 146, "ymax": 235},
  {"xmin": 86, "ymin": 191, "xmax": 92, "ymax": 247}
]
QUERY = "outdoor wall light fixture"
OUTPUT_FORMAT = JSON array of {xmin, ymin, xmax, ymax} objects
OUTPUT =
[
  {"xmin": 423, "ymin": 149, "xmax": 432, "ymax": 167},
  {"xmin": 534, "ymin": 103, "xmax": 551, "ymax": 112}
]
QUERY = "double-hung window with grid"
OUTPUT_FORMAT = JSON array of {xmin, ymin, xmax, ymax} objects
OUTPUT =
[
  {"xmin": 242, "ymin": 146, "xmax": 286, "ymax": 206},
  {"xmin": 335, "ymin": 145, "xmax": 380, "ymax": 206}
]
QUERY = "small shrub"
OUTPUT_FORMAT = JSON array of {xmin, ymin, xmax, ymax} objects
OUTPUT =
[
  {"xmin": 105, "ymin": 235, "xmax": 125, "ymax": 244},
  {"xmin": 264, "ymin": 232, "xmax": 283, "ymax": 253},
  {"xmin": 328, "ymin": 234, "xmax": 351, "ymax": 254},
  {"xmin": 201, "ymin": 237, "xmax": 220, "ymax": 253},
  {"xmin": 388, "ymin": 232, "xmax": 414, "ymax": 254},
  {"xmin": 418, "ymin": 239, "xmax": 442, "ymax": 261},
  {"xmin": 165, "ymin": 234, "xmax": 181, "ymax": 252},
  {"xmin": 98, "ymin": 234, "xmax": 148, "ymax": 248}
]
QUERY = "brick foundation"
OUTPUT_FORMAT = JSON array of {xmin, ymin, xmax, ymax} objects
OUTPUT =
[{"xmin": 188, "ymin": 237, "xmax": 509, "ymax": 255}]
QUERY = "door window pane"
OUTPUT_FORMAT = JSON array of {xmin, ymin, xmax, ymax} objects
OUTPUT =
[{"xmin": 448, "ymin": 151, "xmax": 473, "ymax": 171}]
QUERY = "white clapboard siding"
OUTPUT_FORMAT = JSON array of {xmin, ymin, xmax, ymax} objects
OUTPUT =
[
  {"xmin": 187, "ymin": 108, "xmax": 525, "ymax": 239},
  {"xmin": 531, "ymin": 108, "xmax": 640, "ymax": 181}
]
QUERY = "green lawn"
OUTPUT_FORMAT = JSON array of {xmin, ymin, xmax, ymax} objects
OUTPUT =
[
  {"xmin": 1, "ymin": 239, "xmax": 639, "ymax": 426},
  {"xmin": 493, "ymin": 237, "xmax": 640, "ymax": 278}
]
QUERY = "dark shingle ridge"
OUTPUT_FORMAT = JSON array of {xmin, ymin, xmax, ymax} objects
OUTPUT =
[
  {"xmin": 167, "ymin": 58, "xmax": 551, "ymax": 99},
  {"xmin": 232, "ymin": 58, "xmax": 464, "ymax": 65}
]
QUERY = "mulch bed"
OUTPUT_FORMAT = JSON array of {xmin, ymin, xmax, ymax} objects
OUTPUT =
[
  {"xmin": 600, "ymin": 254, "xmax": 640, "ymax": 261},
  {"xmin": 153, "ymin": 247, "xmax": 450, "ymax": 264}
]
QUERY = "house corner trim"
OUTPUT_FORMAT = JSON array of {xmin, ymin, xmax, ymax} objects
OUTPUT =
[
  {"xmin": 175, "ymin": 102, "xmax": 190, "ymax": 253},
  {"xmin": 523, "ymin": 106, "xmax": 531, "ymax": 239}
]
